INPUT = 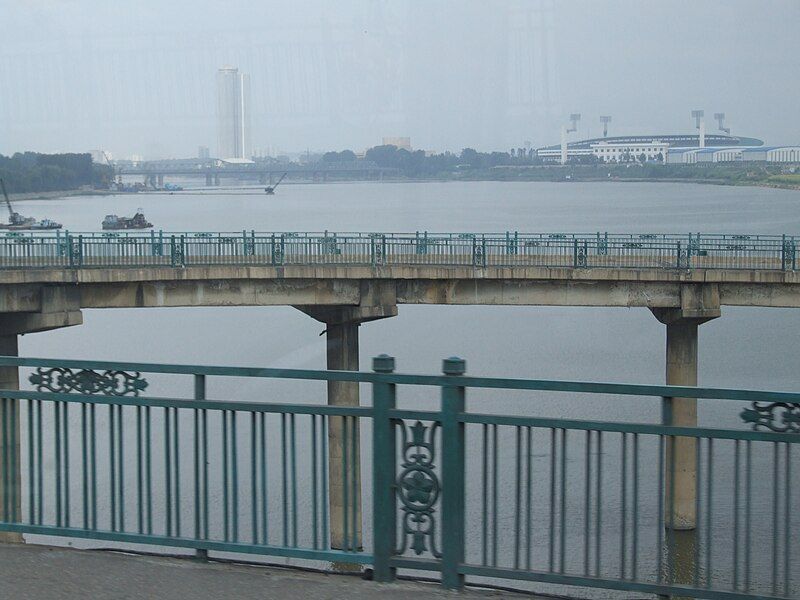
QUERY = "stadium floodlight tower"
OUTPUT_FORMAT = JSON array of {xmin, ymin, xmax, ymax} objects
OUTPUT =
[
  {"xmin": 692, "ymin": 109, "xmax": 706, "ymax": 147},
  {"xmin": 560, "ymin": 113, "xmax": 581, "ymax": 164},
  {"xmin": 714, "ymin": 112, "xmax": 730, "ymax": 135},
  {"xmin": 600, "ymin": 115, "xmax": 612, "ymax": 138}
]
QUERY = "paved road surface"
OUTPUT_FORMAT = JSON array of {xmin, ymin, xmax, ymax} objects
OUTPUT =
[{"xmin": 0, "ymin": 543, "xmax": 529, "ymax": 599}]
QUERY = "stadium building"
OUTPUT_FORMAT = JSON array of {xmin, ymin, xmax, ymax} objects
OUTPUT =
[{"xmin": 537, "ymin": 133, "xmax": 764, "ymax": 163}]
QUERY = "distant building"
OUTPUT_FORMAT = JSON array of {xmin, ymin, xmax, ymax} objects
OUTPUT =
[
  {"xmin": 537, "ymin": 140, "xmax": 668, "ymax": 162},
  {"xmin": 382, "ymin": 137, "xmax": 412, "ymax": 151},
  {"xmin": 198, "ymin": 146, "xmax": 210, "ymax": 159},
  {"xmin": 216, "ymin": 67, "xmax": 251, "ymax": 160},
  {"xmin": 740, "ymin": 146, "xmax": 800, "ymax": 163},
  {"xmin": 538, "ymin": 133, "xmax": 763, "ymax": 163},
  {"xmin": 591, "ymin": 141, "xmax": 668, "ymax": 162},
  {"xmin": 666, "ymin": 146, "xmax": 800, "ymax": 164}
]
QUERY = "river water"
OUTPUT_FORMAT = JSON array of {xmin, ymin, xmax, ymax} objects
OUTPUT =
[{"xmin": 12, "ymin": 181, "xmax": 800, "ymax": 597}]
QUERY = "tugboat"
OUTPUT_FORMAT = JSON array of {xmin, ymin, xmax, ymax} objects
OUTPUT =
[
  {"xmin": 102, "ymin": 209, "xmax": 153, "ymax": 230},
  {"xmin": 0, "ymin": 178, "xmax": 62, "ymax": 230}
]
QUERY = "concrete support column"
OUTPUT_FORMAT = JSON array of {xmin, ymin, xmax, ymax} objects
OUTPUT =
[
  {"xmin": 325, "ymin": 320, "xmax": 362, "ymax": 550},
  {"xmin": 663, "ymin": 320, "xmax": 698, "ymax": 530},
  {"xmin": 0, "ymin": 334, "xmax": 21, "ymax": 543},
  {"xmin": 213, "ymin": 174, "xmax": 220, "ymax": 186},
  {"xmin": 296, "ymin": 286, "xmax": 397, "ymax": 556},
  {"xmin": 157, "ymin": 174, "xmax": 164, "ymax": 188},
  {"xmin": 205, "ymin": 173, "xmax": 213, "ymax": 186},
  {"xmin": 652, "ymin": 284, "xmax": 720, "ymax": 532}
]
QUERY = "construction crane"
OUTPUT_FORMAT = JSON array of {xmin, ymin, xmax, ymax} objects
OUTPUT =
[
  {"xmin": 0, "ymin": 178, "xmax": 62, "ymax": 230},
  {"xmin": 0, "ymin": 178, "xmax": 26, "ymax": 226},
  {"xmin": 101, "ymin": 151, "xmax": 122, "ymax": 186},
  {"xmin": 264, "ymin": 172, "xmax": 287, "ymax": 195}
]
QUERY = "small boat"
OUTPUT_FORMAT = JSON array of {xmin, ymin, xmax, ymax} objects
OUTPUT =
[
  {"xmin": 102, "ymin": 209, "xmax": 153, "ymax": 230},
  {"xmin": 26, "ymin": 218, "xmax": 63, "ymax": 231}
]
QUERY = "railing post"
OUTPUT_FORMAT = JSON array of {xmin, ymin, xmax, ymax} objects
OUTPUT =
[
  {"xmin": 441, "ymin": 356, "xmax": 466, "ymax": 590},
  {"xmin": 194, "ymin": 373, "xmax": 208, "ymax": 561},
  {"xmin": 372, "ymin": 354, "xmax": 397, "ymax": 582},
  {"xmin": 0, "ymin": 334, "xmax": 21, "ymax": 543}
]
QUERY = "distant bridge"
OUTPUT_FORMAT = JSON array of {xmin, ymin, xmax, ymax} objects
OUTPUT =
[{"xmin": 116, "ymin": 160, "xmax": 398, "ymax": 186}]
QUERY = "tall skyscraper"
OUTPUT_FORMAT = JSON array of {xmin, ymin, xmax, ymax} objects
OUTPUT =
[{"xmin": 216, "ymin": 67, "xmax": 251, "ymax": 160}]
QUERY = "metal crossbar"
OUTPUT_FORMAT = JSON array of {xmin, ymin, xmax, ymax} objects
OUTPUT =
[
  {"xmin": 0, "ymin": 231, "xmax": 795, "ymax": 271},
  {"xmin": 0, "ymin": 355, "xmax": 796, "ymax": 600}
]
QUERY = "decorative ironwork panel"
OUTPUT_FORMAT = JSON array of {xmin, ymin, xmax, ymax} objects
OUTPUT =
[
  {"xmin": 371, "ymin": 236, "xmax": 385, "ymax": 266},
  {"xmin": 678, "ymin": 246, "xmax": 689, "ymax": 269},
  {"xmin": 29, "ymin": 367, "xmax": 148, "ymax": 396},
  {"xmin": 472, "ymin": 242, "xmax": 485, "ymax": 267},
  {"xmin": 69, "ymin": 240, "xmax": 82, "ymax": 266},
  {"xmin": 782, "ymin": 239, "xmax": 796, "ymax": 271},
  {"xmin": 170, "ymin": 238, "xmax": 185, "ymax": 267},
  {"xmin": 272, "ymin": 237, "xmax": 284, "ymax": 265},
  {"xmin": 321, "ymin": 236, "xmax": 340, "ymax": 255},
  {"xmin": 597, "ymin": 235, "xmax": 608, "ymax": 256},
  {"xmin": 576, "ymin": 241, "xmax": 588, "ymax": 267},
  {"xmin": 741, "ymin": 402, "xmax": 800, "ymax": 433},
  {"xmin": 396, "ymin": 420, "xmax": 441, "ymax": 557}
]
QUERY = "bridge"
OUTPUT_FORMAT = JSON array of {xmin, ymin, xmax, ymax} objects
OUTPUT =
[
  {"xmin": 116, "ymin": 160, "xmax": 398, "ymax": 186},
  {"xmin": 0, "ymin": 231, "xmax": 797, "ymax": 598}
]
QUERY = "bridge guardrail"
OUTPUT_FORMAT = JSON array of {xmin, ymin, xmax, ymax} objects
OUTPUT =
[
  {"xmin": 0, "ymin": 232, "xmax": 796, "ymax": 271},
  {"xmin": 0, "ymin": 355, "xmax": 797, "ymax": 599}
]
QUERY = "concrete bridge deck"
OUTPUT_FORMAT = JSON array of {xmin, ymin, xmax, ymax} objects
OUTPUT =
[
  {"xmin": 0, "ymin": 543, "xmax": 526, "ymax": 599},
  {"xmin": 0, "ymin": 263, "xmax": 798, "ymax": 317}
]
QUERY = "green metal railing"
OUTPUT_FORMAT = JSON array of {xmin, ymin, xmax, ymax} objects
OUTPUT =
[
  {"xmin": 0, "ymin": 355, "xmax": 797, "ymax": 599},
  {"xmin": 0, "ymin": 231, "xmax": 795, "ymax": 271}
]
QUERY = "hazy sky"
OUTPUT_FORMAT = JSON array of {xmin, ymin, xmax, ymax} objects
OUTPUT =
[{"xmin": 1, "ymin": 0, "xmax": 798, "ymax": 158}]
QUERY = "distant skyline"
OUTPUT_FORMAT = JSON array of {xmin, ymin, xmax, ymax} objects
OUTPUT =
[{"xmin": 1, "ymin": 1, "xmax": 799, "ymax": 159}]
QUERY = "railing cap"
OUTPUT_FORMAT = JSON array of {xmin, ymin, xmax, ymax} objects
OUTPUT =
[
  {"xmin": 372, "ymin": 354, "xmax": 396, "ymax": 373},
  {"xmin": 442, "ymin": 356, "xmax": 466, "ymax": 376}
]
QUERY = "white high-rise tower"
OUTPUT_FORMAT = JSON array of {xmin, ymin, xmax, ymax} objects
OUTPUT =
[{"xmin": 216, "ymin": 67, "xmax": 251, "ymax": 160}]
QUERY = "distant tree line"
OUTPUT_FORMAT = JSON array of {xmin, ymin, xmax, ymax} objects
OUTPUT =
[
  {"xmin": 319, "ymin": 145, "xmax": 542, "ymax": 177},
  {"xmin": 0, "ymin": 152, "xmax": 112, "ymax": 193},
  {"xmin": 319, "ymin": 144, "xmax": 674, "ymax": 175}
]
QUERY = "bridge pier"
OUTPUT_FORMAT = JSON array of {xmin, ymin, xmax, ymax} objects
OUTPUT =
[
  {"xmin": 652, "ymin": 284, "xmax": 720, "ymax": 531},
  {"xmin": 157, "ymin": 174, "xmax": 164, "ymax": 188},
  {"xmin": 296, "ymin": 284, "xmax": 397, "ymax": 555},
  {"xmin": 214, "ymin": 174, "xmax": 220, "ymax": 186},
  {"xmin": 205, "ymin": 173, "xmax": 212, "ymax": 186},
  {"xmin": 0, "ymin": 335, "xmax": 20, "ymax": 543},
  {"xmin": 0, "ymin": 288, "xmax": 83, "ymax": 544}
]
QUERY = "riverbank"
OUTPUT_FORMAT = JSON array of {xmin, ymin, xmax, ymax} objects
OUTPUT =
[
  {"xmin": 8, "ymin": 188, "xmax": 116, "ymax": 202},
  {"xmin": 448, "ymin": 164, "xmax": 800, "ymax": 191},
  {"xmin": 8, "ymin": 171, "xmax": 800, "ymax": 200}
]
